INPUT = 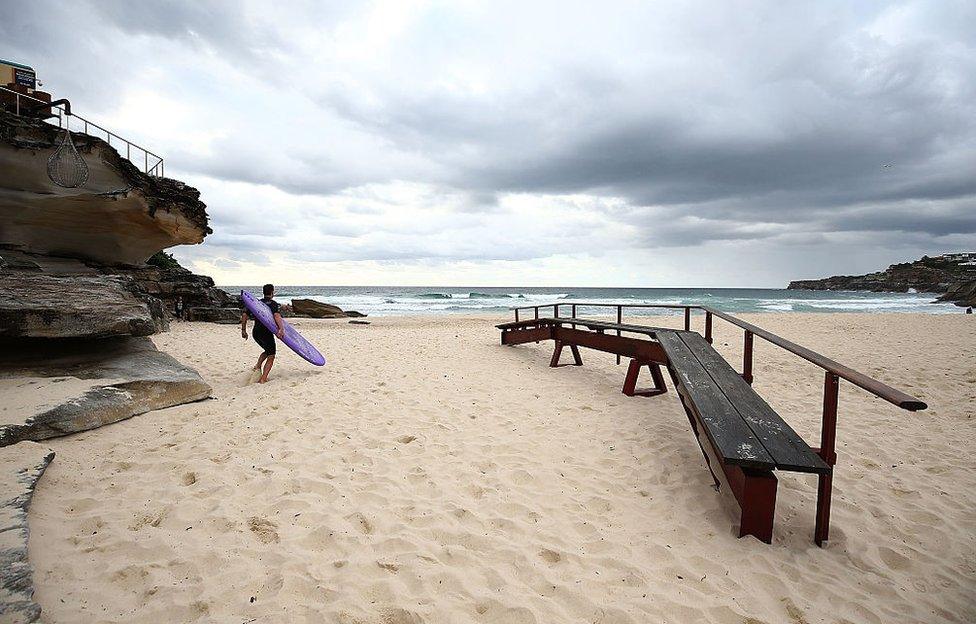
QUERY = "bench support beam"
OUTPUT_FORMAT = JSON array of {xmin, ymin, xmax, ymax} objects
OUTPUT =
[
  {"xmin": 550, "ymin": 341, "xmax": 583, "ymax": 367},
  {"xmin": 622, "ymin": 359, "xmax": 668, "ymax": 397},
  {"xmin": 666, "ymin": 363, "xmax": 778, "ymax": 543}
]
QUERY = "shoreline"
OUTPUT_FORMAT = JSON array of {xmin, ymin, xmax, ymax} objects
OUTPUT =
[{"xmin": 25, "ymin": 312, "xmax": 976, "ymax": 623}]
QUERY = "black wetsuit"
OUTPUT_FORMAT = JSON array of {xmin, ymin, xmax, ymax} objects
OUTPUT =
[{"xmin": 249, "ymin": 297, "xmax": 280, "ymax": 355}]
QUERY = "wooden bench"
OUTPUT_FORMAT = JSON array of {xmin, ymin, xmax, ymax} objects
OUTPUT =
[
  {"xmin": 498, "ymin": 318, "xmax": 833, "ymax": 544},
  {"xmin": 497, "ymin": 317, "xmax": 671, "ymax": 396},
  {"xmin": 655, "ymin": 330, "xmax": 830, "ymax": 543}
]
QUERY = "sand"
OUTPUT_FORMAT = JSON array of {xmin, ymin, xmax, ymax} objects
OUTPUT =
[{"xmin": 24, "ymin": 312, "xmax": 976, "ymax": 623}]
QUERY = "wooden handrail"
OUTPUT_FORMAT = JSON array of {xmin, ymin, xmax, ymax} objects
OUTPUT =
[
  {"xmin": 699, "ymin": 307, "xmax": 926, "ymax": 411},
  {"xmin": 508, "ymin": 301, "xmax": 927, "ymax": 412}
]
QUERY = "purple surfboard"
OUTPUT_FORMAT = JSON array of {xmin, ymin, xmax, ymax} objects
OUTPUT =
[{"xmin": 241, "ymin": 290, "xmax": 326, "ymax": 366}]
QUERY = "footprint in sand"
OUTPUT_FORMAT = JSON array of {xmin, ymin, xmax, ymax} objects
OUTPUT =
[
  {"xmin": 247, "ymin": 517, "xmax": 280, "ymax": 543},
  {"xmin": 345, "ymin": 511, "xmax": 374, "ymax": 535},
  {"xmin": 397, "ymin": 435, "xmax": 417, "ymax": 445},
  {"xmin": 240, "ymin": 369, "xmax": 261, "ymax": 386},
  {"xmin": 538, "ymin": 548, "xmax": 562, "ymax": 564},
  {"xmin": 181, "ymin": 472, "xmax": 197, "ymax": 486}
]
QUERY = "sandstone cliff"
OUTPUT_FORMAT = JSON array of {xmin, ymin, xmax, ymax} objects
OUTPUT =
[{"xmin": 0, "ymin": 110, "xmax": 209, "ymax": 265}]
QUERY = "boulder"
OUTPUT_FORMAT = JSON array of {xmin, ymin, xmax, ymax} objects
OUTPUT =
[
  {"xmin": 0, "ymin": 273, "xmax": 166, "ymax": 339},
  {"xmin": 0, "ymin": 337, "xmax": 211, "ymax": 447},
  {"xmin": 0, "ymin": 441, "xmax": 54, "ymax": 624},
  {"xmin": 291, "ymin": 298, "xmax": 347, "ymax": 318},
  {"xmin": 185, "ymin": 306, "xmax": 242, "ymax": 324},
  {"xmin": 0, "ymin": 110, "xmax": 210, "ymax": 265},
  {"xmin": 936, "ymin": 280, "xmax": 976, "ymax": 308}
]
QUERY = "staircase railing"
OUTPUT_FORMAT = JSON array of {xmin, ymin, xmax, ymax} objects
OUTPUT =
[{"xmin": 0, "ymin": 85, "xmax": 164, "ymax": 177}]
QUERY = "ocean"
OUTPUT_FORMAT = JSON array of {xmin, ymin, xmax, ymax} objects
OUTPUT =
[{"xmin": 222, "ymin": 286, "xmax": 962, "ymax": 317}]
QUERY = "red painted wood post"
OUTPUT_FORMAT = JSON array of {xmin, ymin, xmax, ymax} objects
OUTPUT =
[
  {"xmin": 515, "ymin": 308, "xmax": 520, "ymax": 323},
  {"xmin": 554, "ymin": 304, "xmax": 560, "ymax": 318},
  {"xmin": 616, "ymin": 305, "xmax": 622, "ymax": 365},
  {"xmin": 534, "ymin": 306, "xmax": 539, "ymax": 320},
  {"xmin": 705, "ymin": 311, "xmax": 713, "ymax": 344},
  {"xmin": 683, "ymin": 307, "xmax": 691, "ymax": 331},
  {"xmin": 571, "ymin": 304, "xmax": 577, "ymax": 319},
  {"xmin": 743, "ymin": 330, "xmax": 754, "ymax": 384},
  {"xmin": 815, "ymin": 372, "xmax": 839, "ymax": 546}
]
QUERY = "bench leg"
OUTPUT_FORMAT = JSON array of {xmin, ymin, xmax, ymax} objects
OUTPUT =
[
  {"xmin": 550, "ymin": 341, "xmax": 583, "ymax": 367},
  {"xmin": 734, "ymin": 467, "xmax": 778, "ymax": 544},
  {"xmin": 622, "ymin": 360, "xmax": 667, "ymax": 397},
  {"xmin": 814, "ymin": 469, "xmax": 833, "ymax": 546}
]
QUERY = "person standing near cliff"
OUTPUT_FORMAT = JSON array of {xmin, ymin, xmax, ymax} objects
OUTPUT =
[{"xmin": 241, "ymin": 283, "xmax": 285, "ymax": 383}]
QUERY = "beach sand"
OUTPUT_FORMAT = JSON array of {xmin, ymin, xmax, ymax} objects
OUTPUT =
[{"xmin": 25, "ymin": 313, "xmax": 976, "ymax": 623}]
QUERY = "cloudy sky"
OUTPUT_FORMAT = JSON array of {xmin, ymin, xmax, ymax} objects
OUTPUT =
[{"xmin": 4, "ymin": 0, "xmax": 975, "ymax": 286}]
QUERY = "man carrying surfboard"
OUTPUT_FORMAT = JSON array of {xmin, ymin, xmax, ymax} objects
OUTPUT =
[{"xmin": 241, "ymin": 283, "xmax": 285, "ymax": 383}]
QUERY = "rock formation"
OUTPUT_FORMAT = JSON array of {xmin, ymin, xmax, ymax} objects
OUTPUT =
[
  {"xmin": 0, "ymin": 337, "xmax": 211, "ymax": 446},
  {"xmin": 0, "ymin": 441, "xmax": 54, "ymax": 624},
  {"xmin": 0, "ymin": 92, "xmax": 224, "ymax": 622},
  {"xmin": 1, "ymin": 273, "xmax": 165, "ymax": 339},
  {"xmin": 0, "ymin": 110, "xmax": 209, "ymax": 265},
  {"xmin": 290, "ymin": 298, "xmax": 367, "ymax": 318},
  {"xmin": 936, "ymin": 280, "xmax": 976, "ymax": 308},
  {"xmin": 0, "ymin": 107, "xmax": 215, "ymax": 453},
  {"xmin": 788, "ymin": 253, "xmax": 976, "ymax": 306}
]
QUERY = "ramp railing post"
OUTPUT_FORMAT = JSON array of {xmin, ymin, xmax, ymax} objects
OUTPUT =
[
  {"xmin": 616, "ymin": 305, "xmax": 622, "ymax": 365},
  {"xmin": 554, "ymin": 304, "xmax": 560, "ymax": 318},
  {"xmin": 815, "ymin": 372, "xmax": 839, "ymax": 546},
  {"xmin": 705, "ymin": 311, "xmax": 713, "ymax": 343},
  {"xmin": 534, "ymin": 307, "xmax": 539, "ymax": 320},
  {"xmin": 743, "ymin": 331, "xmax": 754, "ymax": 384},
  {"xmin": 683, "ymin": 307, "xmax": 691, "ymax": 331},
  {"xmin": 515, "ymin": 308, "xmax": 519, "ymax": 323}
]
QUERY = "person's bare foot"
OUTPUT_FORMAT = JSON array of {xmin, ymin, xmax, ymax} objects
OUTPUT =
[{"xmin": 258, "ymin": 377, "xmax": 269, "ymax": 384}]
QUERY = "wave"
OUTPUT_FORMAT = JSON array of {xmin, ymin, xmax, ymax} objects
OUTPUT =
[
  {"xmin": 468, "ymin": 292, "xmax": 509, "ymax": 299},
  {"xmin": 417, "ymin": 293, "xmax": 453, "ymax": 299}
]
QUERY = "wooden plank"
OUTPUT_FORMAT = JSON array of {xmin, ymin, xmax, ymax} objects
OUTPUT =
[
  {"xmin": 495, "ymin": 317, "xmax": 557, "ymax": 330},
  {"xmin": 554, "ymin": 318, "xmax": 668, "ymax": 336},
  {"xmin": 551, "ymin": 326, "xmax": 665, "ymax": 362},
  {"xmin": 656, "ymin": 331, "xmax": 775, "ymax": 470},
  {"xmin": 678, "ymin": 332, "xmax": 829, "ymax": 474}
]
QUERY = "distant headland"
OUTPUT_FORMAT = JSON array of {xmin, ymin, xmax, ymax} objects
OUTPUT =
[{"xmin": 788, "ymin": 253, "xmax": 976, "ymax": 308}]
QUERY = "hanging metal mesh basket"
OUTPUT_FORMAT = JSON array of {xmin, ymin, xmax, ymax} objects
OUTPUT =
[{"xmin": 47, "ymin": 120, "xmax": 89, "ymax": 188}]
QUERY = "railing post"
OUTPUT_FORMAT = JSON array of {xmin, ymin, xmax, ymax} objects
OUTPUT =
[
  {"xmin": 616, "ymin": 305, "xmax": 622, "ymax": 365},
  {"xmin": 534, "ymin": 307, "xmax": 538, "ymax": 320},
  {"xmin": 554, "ymin": 304, "xmax": 559, "ymax": 318},
  {"xmin": 815, "ymin": 372, "xmax": 839, "ymax": 546},
  {"xmin": 514, "ymin": 308, "xmax": 519, "ymax": 323},
  {"xmin": 684, "ymin": 307, "xmax": 690, "ymax": 331},
  {"xmin": 742, "ymin": 331, "xmax": 754, "ymax": 384},
  {"xmin": 705, "ymin": 311, "xmax": 713, "ymax": 344}
]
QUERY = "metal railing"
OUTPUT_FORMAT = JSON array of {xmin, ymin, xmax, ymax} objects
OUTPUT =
[{"xmin": 1, "ymin": 85, "xmax": 164, "ymax": 177}]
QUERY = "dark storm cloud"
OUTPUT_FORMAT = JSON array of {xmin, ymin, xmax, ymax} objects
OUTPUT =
[{"xmin": 4, "ymin": 0, "xmax": 974, "ymax": 270}]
